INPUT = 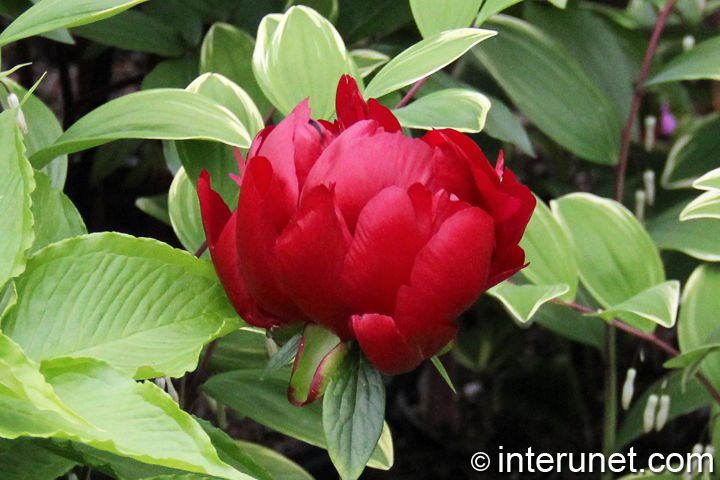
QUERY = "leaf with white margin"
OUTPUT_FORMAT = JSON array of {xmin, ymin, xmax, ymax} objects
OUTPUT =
[
  {"xmin": 552, "ymin": 193, "xmax": 665, "ymax": 332},
  {"xmin": 0, "ymin": 110, "xmax": 35, "ymax": 289},
  {"xmin": 37, "ymin": 357, "xmax": 251, "ymax": 480},
  {"xmin": 519, "ymin": 197, "xmax": 578, "ymax": 301},
  {"xmin": 680, "ymin": 190, "xmax": 720, "ymax": 221},
  {"xmin": 253, "ymin": 6, "xmax": 356, "ymax": 119},
  {"xmin": 2, "ymin": 232, "xmax": 241, "ymax": 380},
  {"xmin": 364, "ymin": 28, "xmax": 496, "ymax": 100},
  {"xmin": 350, "ymin": 49, "xmax": 390, "ymax": 78},
  {"xmin": 648, "ymin": 201, "xmax": 720, "ymax": 262},
  {"xmin": 410, "ymin": 0, "xmax": 483, "ymax": 38},
  {"xmin": 488, "ymin": 282, "xmax": 570, "ymax": 324},
  {"xmin": 168, "ymin": 168, "xmax": 206, "ymax": 255},
  {"xmin": 393, "ymin": 89, "xmax": 491, "ymax": 132},
  {"xmin": 693, "ymin": 167, "xmax": 720, "ymax": 191},
  {"xmin": 591, "ymin": 280, "xmax": 680, "ymax": 328}
]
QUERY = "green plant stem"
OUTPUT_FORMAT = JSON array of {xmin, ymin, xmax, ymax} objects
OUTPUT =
[
  {"xmin": 613, "ymin": 0, "xmax": 681, "ymax": 203},
  {"xmin": 602, "ymin": 325, "xmax": 617, "ymax": 480}
]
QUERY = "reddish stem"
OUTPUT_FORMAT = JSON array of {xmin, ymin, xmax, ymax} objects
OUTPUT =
[{"xmin": 395, "ymin": 77, "xmax": 428, "ymax": 109}]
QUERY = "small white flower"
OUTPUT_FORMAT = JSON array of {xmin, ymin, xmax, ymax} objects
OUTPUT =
[
  {"xmin": 643, "ymin": 169, "xmax": 656, "ymax": 205},
  {"xmin": 683, "ymin": 35, "xmax": 696, "ymax": 51},
  {"xmin": 6, "ymin": 93, "xmax": 28, "ymax": 135},
  {"xmin": 622, "ymin": 368, "xmax": 637, "ymax": 410},
  {"xmin": 654, "ymin": 394, "xmax": 670, "ymax": 431},
  {"xmin": 643, "ymin": 394, "xmax": 659, "ymax": 433}
]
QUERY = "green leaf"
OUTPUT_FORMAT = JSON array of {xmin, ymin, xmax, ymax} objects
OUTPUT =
[
  {"xmin": 661, "ymin": 113, "xmax": 720, "ymax": 189},
  {"xmin": 136, "ymin": 195, "xmax": 172, "ymax": 226},
  {"xmin": 0, "ymin": 437, "xmax": 75, "ymax": 480},
  {"xmin": 0, "ymin": 0, "xmax": 149, "ymax": 46},
  {"xmin": 202, "ymin": 369, "xmax": 394, "ymax": 470},
  {"xmin": 616, "ymin": 370, "xmax": 712, "ymax": 449},
  {"xmin": 285, "ymin": 0, "xmax": 339, "ymax": 24},
  {"xmin": 693, "ymin": 167, "xmax": 720, "ymax": 191},
  {"xmin": 0, "ymin": 280, "xmax": 17, "ymax": 319},
  {"xmin": 261, "ymin": 333, "xmax": 302, "ymax": 380},
  {"xmin": 2, "ymin": 232, "xmax": 241, "ymax": 379},
  {"xmin": 552, "ymin": 193, "xmax": 665, "ymax": 332},
  {"xmin": 393, "ymin": 88, "xmax": 490, "ymax": 132},
  {"xmin": 29, "ymin": 89, "xmax": 251, "ymax": 170},
  {"xmin": 233, "ymin": 440, "xmax": 314, "ymax": 480},
  {"xmin": 430, "ymin": 356, "xmax": 456, "ymax": 393},
  {"xmin": 323, "ymin": 347, "xmax": 385, "ymax": 480},
  {"xmin": 195, "ymin": 419, "xmax": 272, "ymax": 480},
  {"xmin": 648, "ymin": 201, "xmax": 720, "ymax": 262},
  {"xmin": 592, "ymin": 280, "xmax": 680, "ymax": 328},
  {"xmin": 488, "ymin": 282, "xmax": 570, "ymax": 324},
  {"xmin": 253, "ymin": 6, "xmax": 355, "ymax": 119},
  {"xmin": 142, "ymin": 57, "xmax": 200, "ymax": 90},
  {"xmin": 168, "ymin": 168, "xmax": 205, "ymax": 254},
  {"xmin": 0, "ymin": 110, "xmax": 35, "ymax": 289},
  {"xmin": 472, "ymin": 15, "xmax": 622, "ymax": 165},
  {"xmin": 475, "ymin": 0, "xmax": 523, "ymax": 26},
  {"xmin": 200, "ymin": 22, "xmax": 272, "ymax": 115},
  {"xmin": 70, "ymin": 9, "xmax": 185, "ymax": 56},
  {"xmin": 680, "ymin": 190, "xmax": 720, "ymax": 221},
  {"xmin": 647, "ymin": 36, "xmax": 720, "ymax": 85},
  {"xmin": 532, "ymin": 302, "xmax": 605, "ymax": 349},
  {"xmin": 365, "ymin": 28, "xmax": 496, "ymax": 100},
  {"xmin": 410, "ymin": 0, "xmax": 483, "ymax": 38},
  {"xmin": 289, "ymin": 324, "xmax": 347, "ymax": 405},
  {"xmin": 349, "ymin": 49, "xmax": 389, "ymax": 78},
  {"xmin": 678, "ymin": 264, "xmax": 720, "ymax": 390},
  {"xmin": 519, "ymin": 197, "xmax": 578, "ymax": 301},
  {"xmin": 209, "ymin": 328, "xmax": 270, "ymax": 372},
  {"xmin": 664, "ymin": 344, "xmax": 720, "ymax": 370},
  {"xmin": 524, "ymin": 3, "xmax": 635, "ymax": 120},
  {"xmin": 29, "ymin": 170, "xmax": 86, "ymax": 255},
  {"xmin": 1, "ymin": 80, "xmax": 67, "ymax": 189},
  {"xmin": 37, "ymin": 357, "xmax": 251, "ymax": 480}
]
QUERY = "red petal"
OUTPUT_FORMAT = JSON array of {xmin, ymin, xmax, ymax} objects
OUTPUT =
[
  {"xmin": 343, "ymin": 186, "xmax": 424, "ymax": 316},
  {"xmin": 485, "ymin": 245, "xmax": 528, "ymax": 290},
  {"xmin": 335, "ymin": 75, "xmax": 370, "ymax": 131},
  {"xmin": 352, "ymin": 314, "xmax": 424, "ymax": 375},
  {"xmin": 275, "ymin": 185, "xmax": 354, "ymax": 339},
  {"xmin": 303, "ymin": 120, "xmax": 434, "ymax": 232},
  {"xmin": 197, "ymin": 170, "xmax": 284, "ymax": 328},
  {"xmin": 236, "ymin": 157, "xmax": 304, "ymax": 320},
  {"xmin": 394, "ymin": 206, "xmax": 494, "ymax": 357},
  {"xmin": 368, "ymin": 98, "xmax": 402, "ymax": 133}
]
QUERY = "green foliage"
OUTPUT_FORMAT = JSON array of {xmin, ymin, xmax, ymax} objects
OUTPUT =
[
  {"xmin": 393, "ymin": 88, "xmax": 490, "ymax": 132},
  {"xmin": 662, "ymin": 113, "xmax": 720, "ymax": 189},
  {"xmin": 409, "ymin": 0, "xmax": 483, "ymax": 38},
  {"xmin": 646, "ymin": 36, "xmax": 720, "ymax": 84},
  {"xmin": 168, "ymin": 168, "xmax": 206, "ymax": 254},
  {"xmin": 488, "ymin": 282, "xmax": 570, "ymax": 324}
]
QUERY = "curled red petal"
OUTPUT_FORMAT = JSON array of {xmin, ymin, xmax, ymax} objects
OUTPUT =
[
  {"xmin": 335, "ymin": 75, "xmax": 370, "ymax": 131},
  {"xmin": 367, "ymin": 98, "xmax": 402, "ymax": 133},
  {"xmin": 275, "ymin": 185, "xmax": 354, "ymax": 340},
  {"xmin": 352, "ymin": 314, "xmax": 424, "ymax": 375}
]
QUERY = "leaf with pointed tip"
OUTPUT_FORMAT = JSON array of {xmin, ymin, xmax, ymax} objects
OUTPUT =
[
  {"xmin": 475, "ymin": 0, "xmax": 523, "ymax": 26},
  {"xmin": 488, "ymin": 282, "xmax": 570, "ymax": 324},
  {"xmin": 0, "ymin": 0, "xmax": 149, "ymax": 46},
  {"xmin": 661, "ymin": 113, "xmax": 720, "ymax": 189},
  {"xmin": 680, "ymin": 190, "xmax": 720, "ymax": 221},
  {"xmin": 410, "ymin": 0, "xmax": 483, "ymax": 38},
  {"xmin": 168, "ymin": 168, "xmax": 206, "ymax": 255},
  {"xmin": 350, "ymin": 49, "xmax": 389, "ymax": 78},
  {"xmin": 646, "ymin": 37, "xmax": 720, "ymax": 85},
  {"xmin": 261, "ymin": 333, "xmax": 302, "ymax": 381},
  {"xmin": 29, "ymin": 89, "xmax": 251, "ymax": 170},
  {"xmin": 592, "ymin": 280, "xmax": 680, "ymax": 328},
  {"xmin": 648, "ymin": 202, "xmax": 720, "ymax": 262},
  {"xmin": 2, "ymin": 232, "xmax": 241, "ymax": 380},
  {"xmin": 393, "ymin": 88, "xmax": 490, "ymax": 132},
  {"xmin": 365, "ymin": 28, "xmax": 496, "ymax": 100},
  {"xmin": 289, "ymin": 324, "xmax": 347, "ymax": 405},
  {"xmin": 430, "ymin": 356, "xmax": 456, "ymax": 393},
  {"xmin": 693, "ymin": 167, "xmax": 720, "ymax": 191}
]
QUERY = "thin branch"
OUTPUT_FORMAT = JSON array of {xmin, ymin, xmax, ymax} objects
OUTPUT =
[
  {"xmin": 614, "ymin": 0, "xmax": 681, "ymax": 202},
  {"xmin": 395, "ymin": 77, "xmax": 428, "ymax": 110},
  {"xmin": 194, "ymin": 241, "xmax": 208, "ymax": 258}
]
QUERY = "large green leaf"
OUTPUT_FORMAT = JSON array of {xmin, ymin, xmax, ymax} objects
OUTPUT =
[
  {"xmin": 142, "ymin": 57, "xmax": 200, "ymax": 90},
  {"xmin": 532, "ymin": 302, "xmax": 605, "ymax": 349},
  {"xmin": 168, "ymin": 167, "xmax": 206, "ymax": 254},
  {"xmin": 0, "ymin": 0, "xmax": 149, "ymax": 46},
  {"xmin": 552, "ymin": 193, "xmax": 665, "ymax": 331},
  {"xmin": 393, "ymin": 88, "xmax": 490, "ymax": 132},
  {"xmin": 474, "ymin": 0, "xmax": 523, "ymax": 26},
  {"xmin": 202, "ymin": 368, "xmax": 394, "ymax": 470},
  {"xmin": 349, "ymin": 49, "xmax": 389, "ymax": 79},
  {"xmin": 409, "ymin": 0, "xmax": 483, "ymax": 38},
  {"xmin": 592, "ymin": 280, "xmax": 680, "ymax": 328},
  {"xmin": 482, "ymin": 93, "xmax": 535, "ymax": 156},
  {"xmin": 472, "ymin": 15, "xmax": 622, "ymax": 165},
  {"xmin": 29, "ymin": 89, "xmax": 251, "ymax": 169},
  {"xmin": 0, "ymin": 110, "xmax": 35, "ymax": 289},
  {"xmin": 209, "ymin": 328, "xmax": 269, "ymax": 372},
  {"xmin": 648, "ymin": 201, "xmax": 720, "ymax": 262},
  {"xmin": 680, "ymin": 190, "xmax": 720, "ymax": 221},
  {"xmin": 323, "ymin": 347, "xmax": 385, "ymax": 480},
  {"xmin": 364, "ymin": 28, "xmax": 496, "ymax": 100},
  {"xmin": 488, "ymin": 282, "xmax": 570, "ymax": 324},
  {"xmin": 678, "ymin": 264, "xmax": 720, "ymax": 390},
  {"xmin": 201, "ymin": 22, "xmax": 271, "ymax": 114},
  {"xmin": 253, "ymin": 6, "xmax": 355, "ymax": 119},
  {"xmin": 519, "ymin": 197, "xmax": 578, "ymax": 301},
  {"xmin": 646, "ymin": 36, "xmax": 720, "ymax": 85},
  {"xmin": 1, "ymin": 80, "xmax": 67, "ymax": 189},
  {"xmin": 29, "ymin": 170, "xmax": 86, "ymax": 255},
  {"xmin": 0, "ymin": 438, "xmax": 75, "ymax": 480},
  {"xmin": 71, "ymin": 9, "xmax": 185, "ymax": 56},
  {"xmin": 661, "ymin": 113, "xmax": 720, "ymax": 189},
  {"xmin": 233, "ymin": 440, "xmax": 313, "ymax": 480},
  {"xmin": 2, "ymin": 232, "xmax": 241, "ymax": 379}
]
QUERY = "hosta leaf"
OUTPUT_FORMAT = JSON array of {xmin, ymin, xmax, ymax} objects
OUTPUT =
[
  {"xmin": 0, "ymin": 438, "xmax": 75, "ymax": 480},
  {"xmin": 364, "ymin": 28, "xmax": 496, "ymax": 100},
  {"xmin": 0, "ymin": 0, "xmax": 149, "ymax": 46},
  {"xmin": 0, "ymin": 110, "xmax": 35, "ymax": 288},
  {"xmin": 2, "ymin": 232, "xmax": 241, "ymax": 379},
  {"xmin": 488, "ymin": 282, "xmax": 570, "ymax": 324},
  {"xmin": 393, "ymin": 88, "xmax": 491, "ymax": 132},
  {"xmin": 552, "ymin": 193, "xmax": 665, "ymax": 332},
  {"xmin": 29, "ymin": 89, "xmax": 251, "ymax": 169}
]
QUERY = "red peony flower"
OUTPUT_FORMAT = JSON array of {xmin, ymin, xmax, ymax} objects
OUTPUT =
[{"xmin": 198, "ymin": 75, "xmax": 535, "ymax": 375}]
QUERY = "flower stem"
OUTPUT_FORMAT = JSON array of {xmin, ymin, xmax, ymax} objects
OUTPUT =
[
  {"xmin": 613, "ymin": 0, "xmax": 680, "ymax": 203},
  {"xmin": 194, "ymin": 241, "xmax": 208, "ymax": 258},
  {"xmin": 395, "ymin": 77, "xmax": 428, "ymax": 109}
]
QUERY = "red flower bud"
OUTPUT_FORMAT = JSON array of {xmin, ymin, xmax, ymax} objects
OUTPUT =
[{"xmin": 198, "ymin": 75, "xmax": 535, "ymax": 375}]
